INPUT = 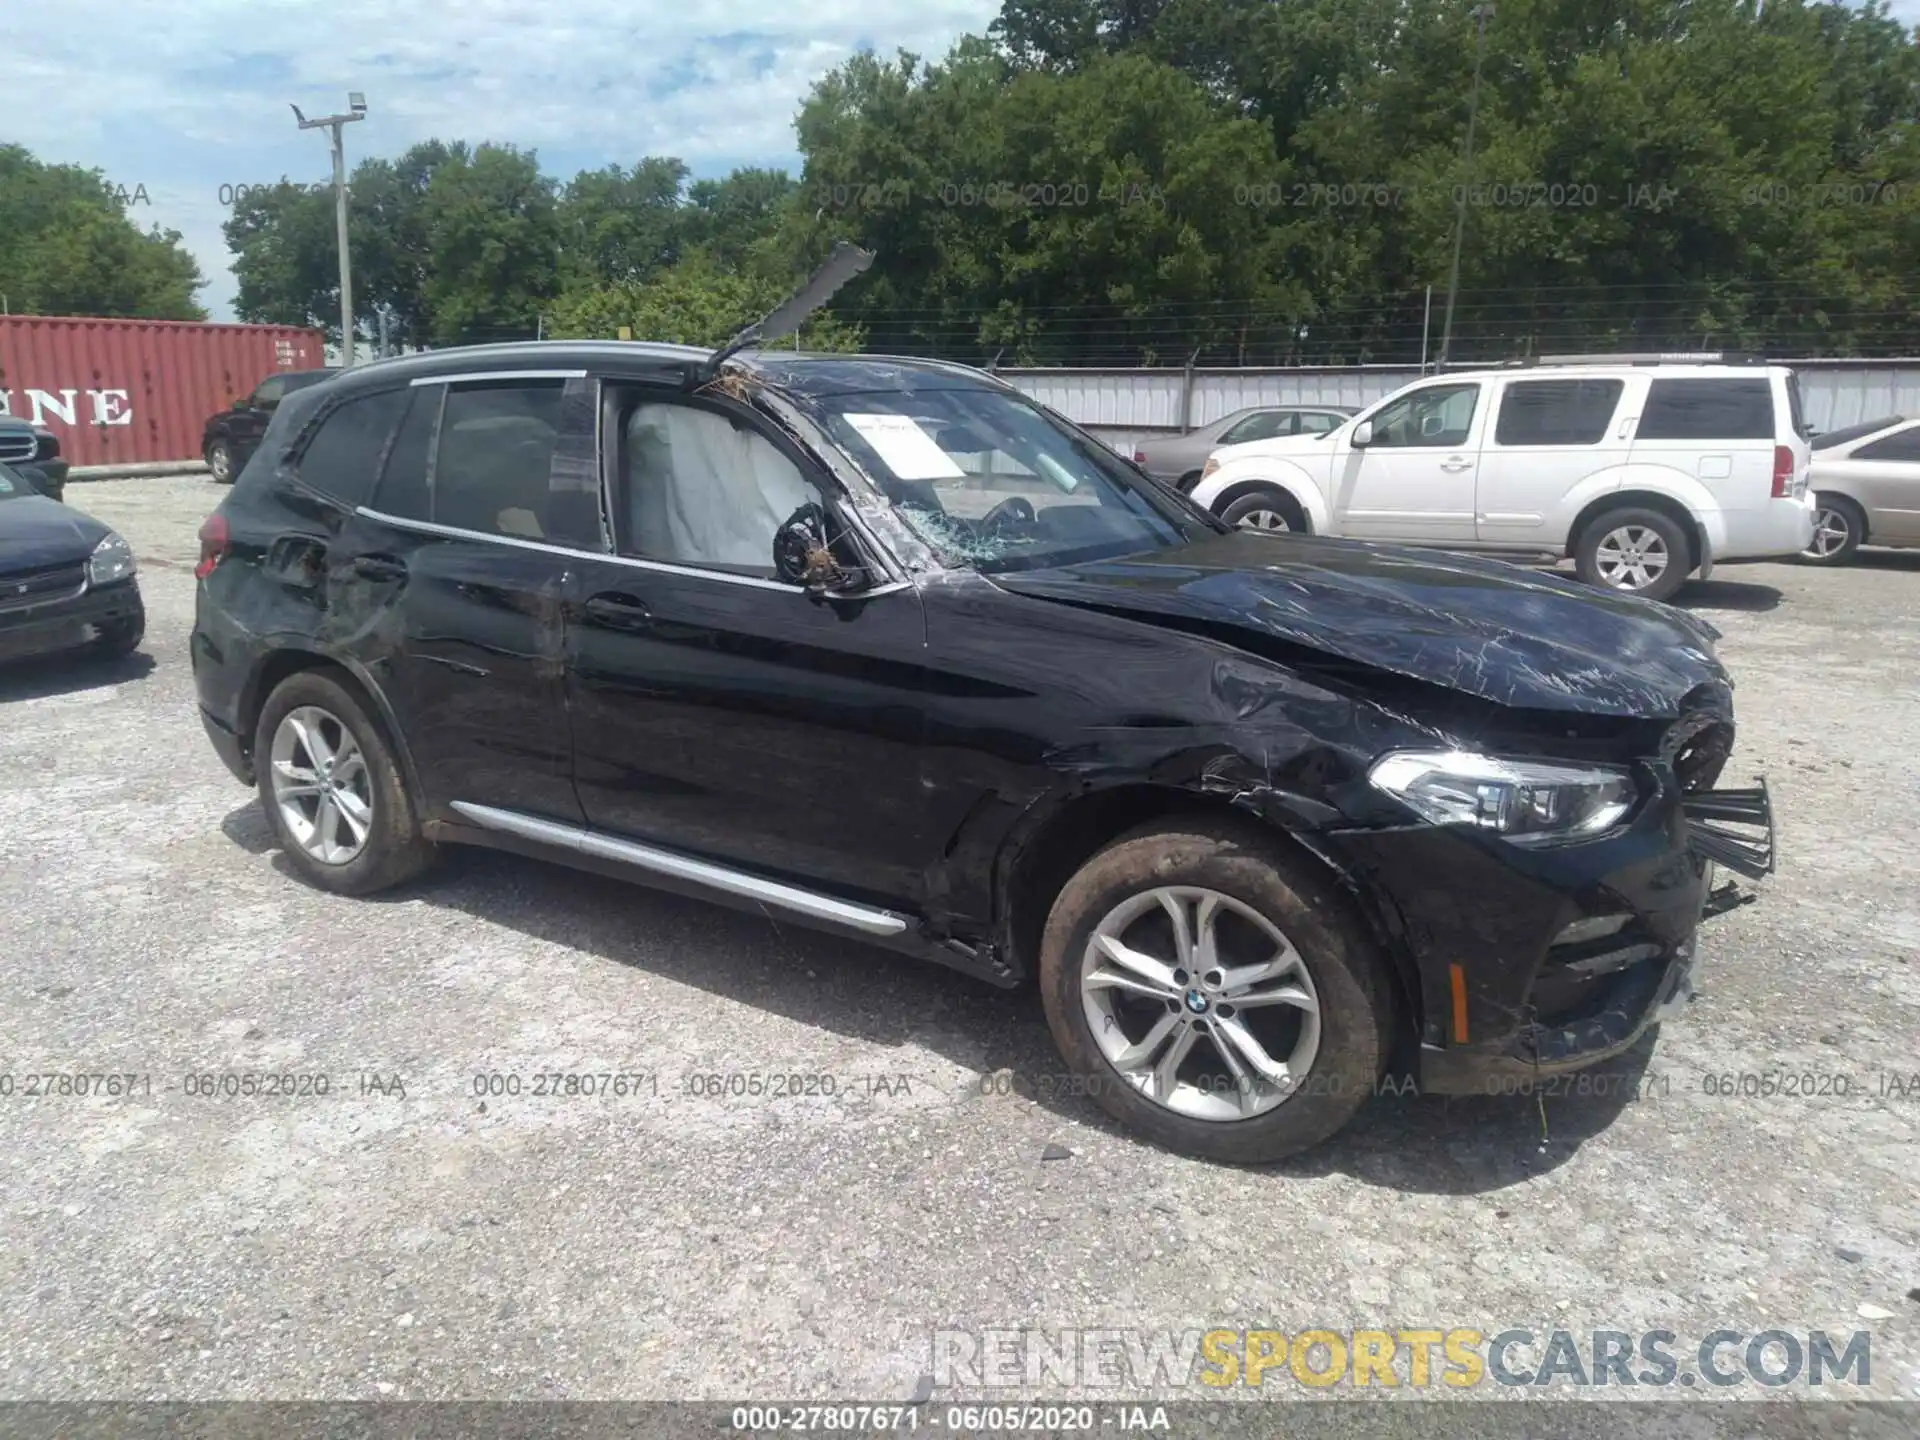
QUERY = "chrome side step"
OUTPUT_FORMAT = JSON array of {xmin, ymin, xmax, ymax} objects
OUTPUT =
[{"xmin": 449, "ymin": 802, "xmax": 910, "ymax": 937}]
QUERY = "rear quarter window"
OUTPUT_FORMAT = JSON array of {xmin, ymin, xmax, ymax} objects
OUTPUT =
[
  {"xmin": 1494, "ymin": 379, "xmax": 1625, "ymax": 446},
  {"xmin": 1637, "ymin": 378, "xmax": 1775, "ymax": 441},
  {"xmin": 291, "ymin": 388, "xmax": 411, "ymax": 509}
]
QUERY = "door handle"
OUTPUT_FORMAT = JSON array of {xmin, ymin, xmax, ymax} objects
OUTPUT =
[
  {"xmin": 352, "ymin": 554, "xmax": 408, "ymax": 582},
  {"xmin": 583, "ymin": 592, "xmax": 653, "ymax": 631},
  {"xmin": 1439, "ymin": 457, "xmax": 1473, "ymax": 472}
]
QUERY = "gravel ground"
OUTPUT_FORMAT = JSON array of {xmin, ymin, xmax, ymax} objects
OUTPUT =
[{"xmin": 2, "ymin": 475, "xmax": 1917, "ymax": 1430}]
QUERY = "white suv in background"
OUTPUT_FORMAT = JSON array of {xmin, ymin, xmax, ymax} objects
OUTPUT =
[{"xmin": 1187, "ymin": 355, "xmax": 1817, "ymax": 601}]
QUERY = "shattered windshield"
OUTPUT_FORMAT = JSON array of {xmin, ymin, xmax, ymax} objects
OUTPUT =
[{"xmin": 815, "ymin": 386, "xmax": 1204, "ymax": 573}]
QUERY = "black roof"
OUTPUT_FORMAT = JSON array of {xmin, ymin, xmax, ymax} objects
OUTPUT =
[{"xmin": 326, "ymin": 341, "xmax": 1002, "ymax": 400}]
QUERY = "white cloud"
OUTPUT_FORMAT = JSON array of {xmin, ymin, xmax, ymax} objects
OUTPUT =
[{"xmin": 13, "ymin": 0, "xmax": 996, "ymax": 318}]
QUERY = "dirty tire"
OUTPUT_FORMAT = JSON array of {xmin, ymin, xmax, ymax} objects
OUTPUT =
[
  {"xmin": 1800, "ymin": 493, "xmax": 1864, "ymax": 565},
  {"xmin": 1038, "ymin": 818, "xmax": 1392, "ymax": 1163},
  {"xmin": 253, "ymin": 669, "xmax": 435, "ymax": 895},
  {"xmin": 1220, "ymin": 487, "xmax": 1307, "ymax": 533},
  {"xmin": 93, "ymin": 613, "xmax": 144, "ymax": 657},
  {"xmin": 207, "ymin": 439, "xmax": 234, "ymax": 484},
  {"xmin": 1574, "ymin": 505, "xmax": 1691, "ymax": 602}
]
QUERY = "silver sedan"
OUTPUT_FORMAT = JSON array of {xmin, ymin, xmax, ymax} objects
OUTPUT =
[
  {"xmin": 1802, "ymin": 416, "xmax": 1920, "ymax": 563},
  {"xmin": 1131, "ymin": 405, "xmax": 1352, "ymax": 492}
]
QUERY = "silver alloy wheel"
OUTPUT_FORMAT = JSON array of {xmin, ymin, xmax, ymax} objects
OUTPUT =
[
  {"xmin": 1079, "ymin": 885, "xmax": 1322, "ymax": 1121},
  {"xmin": 1805, "ymin": 506, "xmax": 1853, "ymax": 559},
  {"xmin": 1593, "ymin": 524, "xmax": 1671, "ymax": 591},
  {"xmin": 208, "ymin": 442, "xmax": 231, "ymax": 482},
  {"xmin": 1237, "ymin": 509, "xmax": 1291, "ymax": 532},
  {"xmin": 269, "ymin": 705, "xmax": 374, "ymax": 865}
]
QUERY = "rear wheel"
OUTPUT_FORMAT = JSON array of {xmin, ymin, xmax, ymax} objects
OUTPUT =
[
  {"xmin": 253, "ymin": 670, "xmax": 435, "ymax": 894},
  {"xmin": 1801, "ymin": 495, "xmax": 1864, "ymax": 565},
  {"xmin": 1037, "ymin": 819, "xmax": 1392, "ymax": 1163},
  {"xmin": 1574, "ymin": 506, "xmax": 1691, "ymax": 601},
  {"xmin": 1220, "ymin": 487, "xmax": 1307, "ymax": 534},
  {"xmin": 207, "ymin": 439, "xmax": 235, "ymax": 484}
]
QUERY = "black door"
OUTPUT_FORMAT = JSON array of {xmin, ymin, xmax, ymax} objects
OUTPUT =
[
  {"xmin": 323, "ymin": 375, "xmax": 583, "ymax": 823},
  {"xmin": 564, "ymin": 387, "xmax": 932, "ymax": 909}
]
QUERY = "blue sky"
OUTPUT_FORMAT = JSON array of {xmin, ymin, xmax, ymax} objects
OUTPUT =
[
  {"xmin": 17, "ymin": 0, "xmax": 1920, "ymax": 321},
  {"xmin": 15, "ymin": 0, "xmax": 997, "ymax": 319}
]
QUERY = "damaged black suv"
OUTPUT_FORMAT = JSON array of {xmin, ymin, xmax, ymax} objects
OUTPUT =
[{"xmin": 190, "ymin": 261, "xmax": 1773, "ymax": 1162}]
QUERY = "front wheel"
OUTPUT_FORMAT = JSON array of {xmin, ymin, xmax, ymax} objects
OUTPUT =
[
  {"xmin": 1801, "ymin": 495, "xmax": 1864, "ymax": 565},
  {"xmin": 1574, "ymin": 506, "xmax": 1691, "ymax": 601},
  {"xmin": 253, "ymin": 669, "xmax": 435, "ymax": 895},
  {"xmin": 1219, "ymin": 487, "xmax": 1307, "ymax": 534},
  {"xmin": 207, "ymin": 439, "xmax": 235, "ymax": 484},
  {"xmin": 1038, "ymin": 819, "xmax": 1393, "ymax": 1163}
]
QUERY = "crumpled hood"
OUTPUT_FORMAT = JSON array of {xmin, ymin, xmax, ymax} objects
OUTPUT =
[
  {"xmin": 0, "ymin": 494, "xmax": 108, "ymax": 571},
  {"xmin": 991, "ymin": 530, "xmax": 1727, "ymax": 718}
]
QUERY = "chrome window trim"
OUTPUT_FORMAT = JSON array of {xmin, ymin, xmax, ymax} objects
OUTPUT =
[
  {"xmin": 410, "ymin": 370, "xmax": 587, "ymax": 387},
  {"xmin": 352, "ymin": 506, "xmax": 913, "ymax": 597}
]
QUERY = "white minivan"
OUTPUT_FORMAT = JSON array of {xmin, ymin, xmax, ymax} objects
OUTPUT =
[{"xmin": 1186, "ymin": 356, "xmax": 1817, "ymax": 600}]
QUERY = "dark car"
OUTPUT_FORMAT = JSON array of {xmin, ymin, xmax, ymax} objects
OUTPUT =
[
  {"xmin": 189, "ymin": 333, "xmax": 1774, "ymax": 1162},
  {"xmin": 202, "ymin": 368, "xmax": 339, "ymax": 483},
  {"xmin": 0, "ymin": 462, "xmax": 144, "ymax": 663},
  {"xmin": 0, "ymin": 416, "xmax": 71, "ymax": 503}
]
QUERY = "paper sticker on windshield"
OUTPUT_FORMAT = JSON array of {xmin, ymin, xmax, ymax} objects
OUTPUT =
[{"xmin": 843, "ymin": 413, "xmax": 966, "ymax": 480}]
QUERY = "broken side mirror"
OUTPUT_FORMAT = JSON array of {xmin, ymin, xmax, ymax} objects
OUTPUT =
[{"xmin": 773, "ymin": 502, "xmax": 870, "ymax": 597}]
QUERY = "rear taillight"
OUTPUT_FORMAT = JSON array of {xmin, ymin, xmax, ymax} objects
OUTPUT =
[
  {"xmin": 1771, "ymin": 445, "xmax": 1794, "ymax": 498},
  {"xmin": 195, "ymin": 513, "xmax": 229, "ymax": 579}
]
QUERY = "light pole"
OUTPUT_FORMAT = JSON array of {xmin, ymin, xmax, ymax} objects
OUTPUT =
[
  {"xmin": 292, "ymin": 93, "xmax": 367, "ymax": 367},
  {"xmin": 1437, "ymin": 4, "xmax": 1493, "ymax": 371}
]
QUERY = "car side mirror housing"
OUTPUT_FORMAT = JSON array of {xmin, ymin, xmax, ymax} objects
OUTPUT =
[
  {"xmin": 1351, "ymin": 420, "xmax": 1374, "ymax": 447},
  {"xmin": 773, "ymin": 502, "xmax": 869, "ymax": 596}
]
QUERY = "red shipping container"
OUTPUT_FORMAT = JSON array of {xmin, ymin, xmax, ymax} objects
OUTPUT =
[{"xmin": 0, "ymin": 315, "xmax": 327, "ymax": 467}]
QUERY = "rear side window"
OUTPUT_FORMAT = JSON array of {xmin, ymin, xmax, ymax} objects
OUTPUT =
[
  {"xmin": 1637, "ymin": 379, "xmax": 1774, "ymax": 441},
  {"xmin": 1300, "ymin": 411, "xmax": 1344, "ymax": 434},
  {"xmin": 1851, "ymin": 423, "xmax": 1920, "ymax": 462},
  {"xmin": 432, "ymin": 381, "xmax": 565, "ymax": 539},
  {"xmin": 1220, "ymin": 411, "xmax": 1292, "ymax": 444},
  {"xmin": 1495, "ymin": 379, "xmax": 1625, "ymax": 446},
  {"xmin": 371, "ymin": 386, "xmax": 440, "ymax": 520},
  {"xmin": 1812, "ymin": 417, "xmax": 1904, "ymax": 451},
  {"xmin": 293, "ymin": 388, "xmax": 409, "ymax": 508}
]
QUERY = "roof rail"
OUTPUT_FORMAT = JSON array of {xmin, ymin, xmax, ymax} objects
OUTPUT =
[{"xmin": 1508, "ymin": 351, "xmax": 1768, "ymax": 367}]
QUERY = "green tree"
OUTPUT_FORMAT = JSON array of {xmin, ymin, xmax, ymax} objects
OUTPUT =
[
  {"xmin": 546, "ymin": 252, "xmax": 863, "ymax": 350},
  {"xmin": 0, "ymin": 145, "xmax": 204, "ymax": 318}
]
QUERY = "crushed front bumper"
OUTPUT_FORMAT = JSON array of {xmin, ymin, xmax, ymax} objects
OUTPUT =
[{"xmin": 1327, "ymin": 776, "xmax": 1774, "ymax": 1096}]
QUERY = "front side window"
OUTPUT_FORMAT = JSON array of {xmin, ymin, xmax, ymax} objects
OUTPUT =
[
  {"xmin": 1637, "ymin": 378, "xmax": 1774, "ymax": 441},
  {"xmin": 1494, "ymin": 379, "xmax": 1625, "ymax": 446},
  {"xmin": 809, "ymin": 386, "xmax": 1202, "ymax": 574},
  {"xmin": 621, "ymin": 401, "xmax": 820, "ymax": 578},
  {"xmin": 432, "ymin": 381, "xmax": 565, "ymax": 539},
  {"xmin": 1220, "ymin": 411, "xmax": 1291, "ymax": 444},
  {"xmin": 1851, "ymin": 422, "xmax": 1920, "ymax": 462},
  {"xmin": 1299, "ymin": 411, "xmax": 1345, "ymax": 434},
  {"xmin": 294, "ymin": 388, "xmax": 409, "ymax": 507},
  {"xmin": 249, "ymin": 376, "xmax": 288, "ymax": 408},
  {"xmin": 1365, "ymin": 384, "xmax": 1481, "ymax": 448}
]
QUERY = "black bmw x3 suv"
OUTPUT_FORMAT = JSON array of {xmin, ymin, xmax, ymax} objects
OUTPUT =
[{"xmin": 190, "ymin": 333, "xmax": 1774, "ymax": 1161}]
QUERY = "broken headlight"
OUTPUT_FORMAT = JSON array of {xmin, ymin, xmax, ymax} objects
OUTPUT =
[
  {"xmin": 1368, "ymin": 750, "xmax": 1637, "ymax": 844},
  {"xmin": 88, "ymin": 531, "xmax": 137, "ymax": 586}
]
